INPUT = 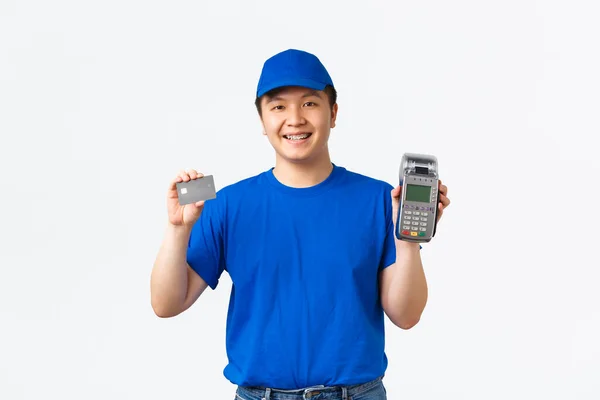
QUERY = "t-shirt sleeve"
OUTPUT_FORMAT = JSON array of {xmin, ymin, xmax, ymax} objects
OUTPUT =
[
  {"xmin": 379, "ymin": 183, "xmax": 422, "ymax": 271},
  {"xmin": 186, "ymin": 196, "xmax": 226, "ymax": 290}
]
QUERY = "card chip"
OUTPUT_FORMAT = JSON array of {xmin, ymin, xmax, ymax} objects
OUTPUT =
[{"xmin": 181, "ymin": 188, "xmax": 187, "ymax": 194}]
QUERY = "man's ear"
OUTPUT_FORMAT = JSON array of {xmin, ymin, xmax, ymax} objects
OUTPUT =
[
  {"xmin": 261, "ymin": 121, "xmax": 267, "ymax": 135},
  {"xmin": 258, "ymin": 113, "xmax": 266, "ymax": 135},
  {"xmin": 330, "ymin": 103, "xmax": 338, "ymax": 128}
]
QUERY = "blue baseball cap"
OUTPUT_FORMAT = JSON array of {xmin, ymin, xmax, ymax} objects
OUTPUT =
[{"xmin": 256, "ymin": 49, "xmax": 334, "ymax": 98}]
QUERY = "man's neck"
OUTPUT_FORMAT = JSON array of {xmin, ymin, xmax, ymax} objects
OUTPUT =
[{"xmin": 272, "ymin": 155, "xmax": 334, "ymax": 188}]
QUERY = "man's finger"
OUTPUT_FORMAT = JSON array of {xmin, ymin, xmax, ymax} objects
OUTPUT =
[
  {"xmin": 438, "ymin": 182, "xmax": 447, "ymax": 195},
  {"xmin": 439, "ymin": 193, "xmax": 451, "ymax": 207}
]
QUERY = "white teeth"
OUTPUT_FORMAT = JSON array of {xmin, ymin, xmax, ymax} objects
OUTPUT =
[{"xmin": 285, "ymin": 134, "xmax": 309, "ymax": 140}]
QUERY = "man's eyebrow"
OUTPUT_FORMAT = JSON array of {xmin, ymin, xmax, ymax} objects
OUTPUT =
[
  {"xmin": 266, "ymin": 90, "xmax": 323, "ymax": 103},
  {"xmin": 302, "ymin": 90, "xmax": 323, "ymax": 98}
]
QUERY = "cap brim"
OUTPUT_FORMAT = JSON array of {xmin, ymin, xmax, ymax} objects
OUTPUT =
[{"xmin": 257, "ymin": 78, "xmax": 328, "ymax": 98}]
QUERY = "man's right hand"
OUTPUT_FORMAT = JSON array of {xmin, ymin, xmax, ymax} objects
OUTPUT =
[{"xmin": 167, "ymin": 169, "xmax": 206, "ymax": 227}]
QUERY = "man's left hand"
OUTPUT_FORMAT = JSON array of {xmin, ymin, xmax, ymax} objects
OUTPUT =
[{"xmin": 435, "ymin": 180, "xmax": 450, "ymax": 223}]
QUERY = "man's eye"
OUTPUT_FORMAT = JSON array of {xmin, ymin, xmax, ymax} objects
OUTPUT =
[
  {"xmin": 272, "ymin": 105, "xmax": 284, "ymax": 110},
  {"xmin": 304, "ymin": 102, "xmax": 316, "ymax": 107}
]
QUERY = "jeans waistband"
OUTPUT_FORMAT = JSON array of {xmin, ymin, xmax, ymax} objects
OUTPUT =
[{"xmin": 237, "ymin": 375, "xmax": 384, "ymax": 400}]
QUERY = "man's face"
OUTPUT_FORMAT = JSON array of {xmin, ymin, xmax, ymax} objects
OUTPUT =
[{"xmin": 260, "ymin": 86, "xmax": 338, "ymax": 164}]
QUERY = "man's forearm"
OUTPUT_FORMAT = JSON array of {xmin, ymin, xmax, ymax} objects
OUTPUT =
[
  {"xmin": 150, "ymin": 223, "xmax": 193, "ymax": 317},
  {"xmin": 381, "ymin": 240, "xmax": 428, "ymax": 329}
]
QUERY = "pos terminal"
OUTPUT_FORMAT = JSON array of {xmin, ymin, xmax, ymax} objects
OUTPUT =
[{"xmin": 395, "ymin": 153, "xmax": 440, "ymax": 243}]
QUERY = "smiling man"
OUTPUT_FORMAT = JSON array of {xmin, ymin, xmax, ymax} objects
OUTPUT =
[{"xmin": 150, "ymin": 49, "xmax": 450, "ymax": 400}]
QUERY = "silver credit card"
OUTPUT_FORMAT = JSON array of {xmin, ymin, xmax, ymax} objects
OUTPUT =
[{"xmin": 176, "ymin": 175, "xmax": 217, "ymax": 205}]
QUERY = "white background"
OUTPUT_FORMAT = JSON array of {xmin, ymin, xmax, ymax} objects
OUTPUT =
[{"xmin": 1, "ymin": 0, "xmax": 599, "ymax": 399}]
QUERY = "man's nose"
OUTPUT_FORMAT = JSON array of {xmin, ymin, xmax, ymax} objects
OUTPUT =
[{"xmin": 286, "ymin": 106, "xmax": 306, "ymax": 126}]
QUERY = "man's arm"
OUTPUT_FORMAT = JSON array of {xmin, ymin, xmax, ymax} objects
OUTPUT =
[
  {"xmin": 380, "ymin": 179, "xmax": 449, "ymax": 329},
  {"xmin": 150, "ymin": 223, "xmax": 209, "ymax": 318},
  {"xmin": 379, "ymin": 241, "xmax": 428, "ymax": 330}
]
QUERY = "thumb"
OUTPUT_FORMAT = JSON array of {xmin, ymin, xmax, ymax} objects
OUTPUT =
[
  {"xmin": 391, "ymin": 185, "xmax": 401, "ymax": 219},
  {"xmin": 391, "ymin": 185, "xmax": 401, "ymax": 204}
]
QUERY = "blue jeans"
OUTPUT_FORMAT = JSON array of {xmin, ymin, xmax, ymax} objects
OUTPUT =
[{"xmin": 235, "ymin": 376, "xmax": 387, "ymax": 400}]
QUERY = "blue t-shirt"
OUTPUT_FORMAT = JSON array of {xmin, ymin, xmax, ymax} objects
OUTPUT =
[{"xmin": 187, "ymin": 164, "xmax": 401, "ymax": 389}]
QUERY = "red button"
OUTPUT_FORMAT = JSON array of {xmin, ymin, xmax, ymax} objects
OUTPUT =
[{"xmin": 402, "ymin": 230, "xmax": 410, "ymax": 235}]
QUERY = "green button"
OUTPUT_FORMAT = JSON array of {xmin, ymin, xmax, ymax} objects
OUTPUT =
[{"xmin": 418, "ymin": 232, "xmax": 426, "ymax": 236}]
